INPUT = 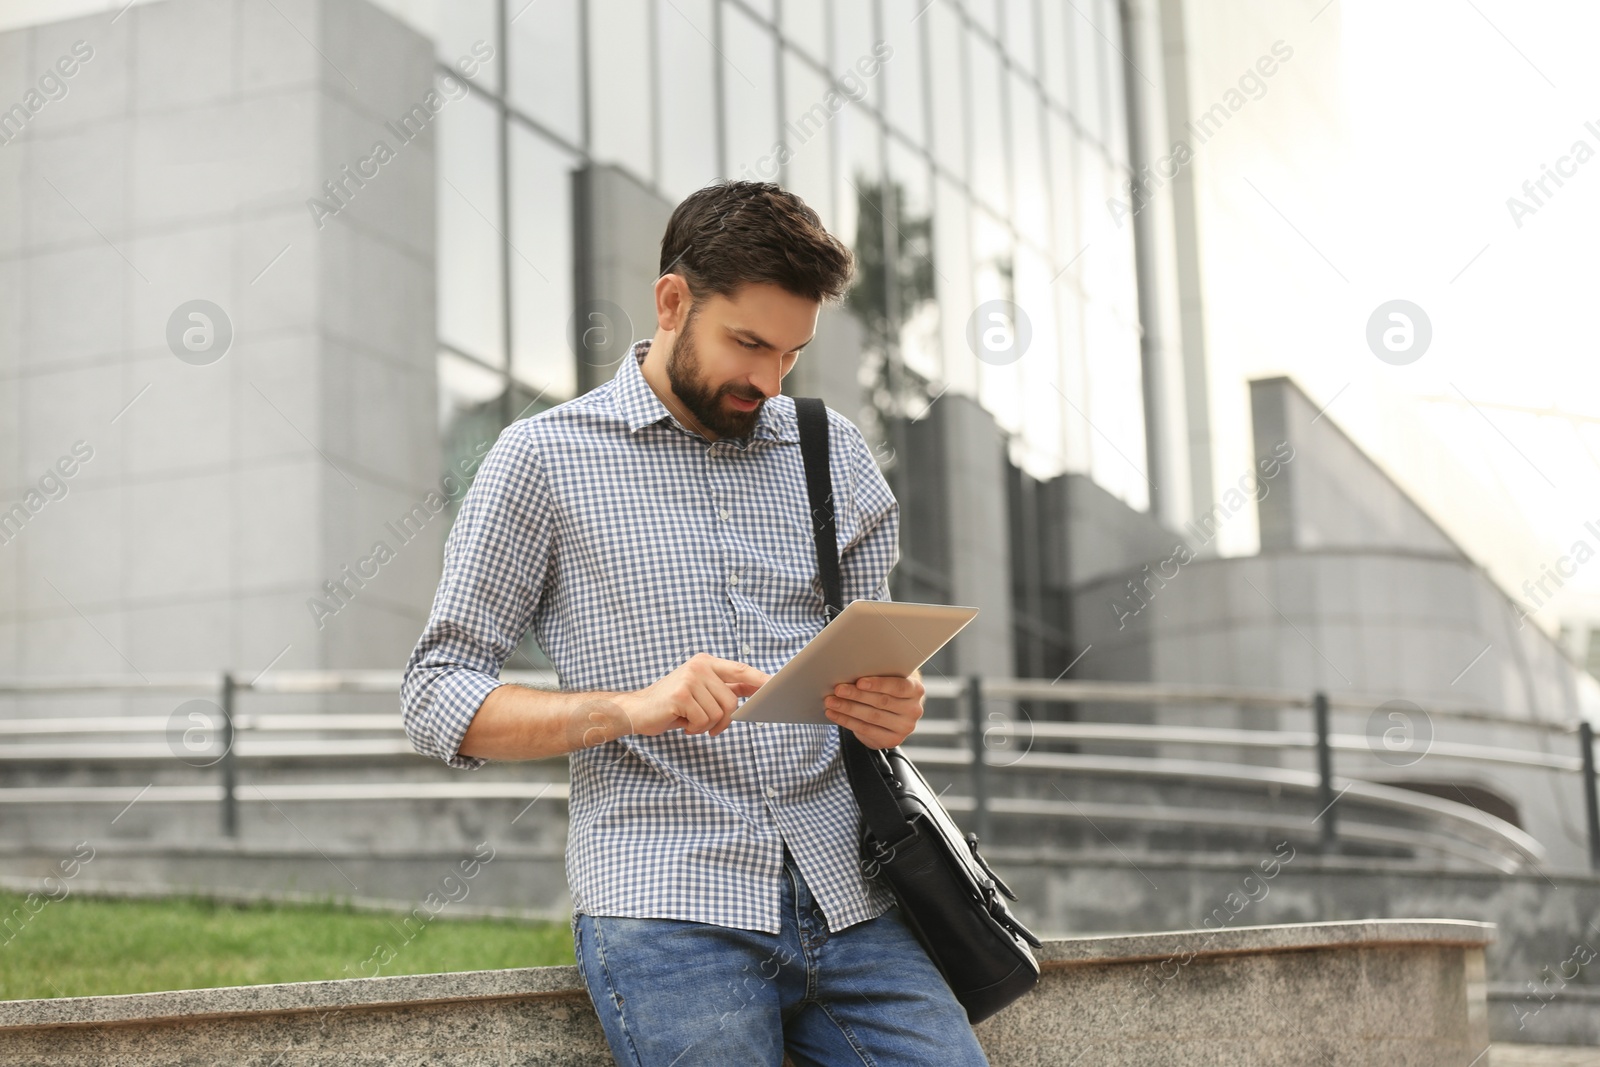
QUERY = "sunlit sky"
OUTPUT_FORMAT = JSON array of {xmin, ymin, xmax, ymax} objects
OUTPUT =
[{"xmin": 1161, "ymin": 0, "xmax": 1600, "ymax": 641}]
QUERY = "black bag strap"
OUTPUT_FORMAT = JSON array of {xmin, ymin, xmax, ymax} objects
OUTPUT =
[
  {"xmin": 792, "ymin": 397, "xmax": 916, "ymax": 849},
  {"xmin": 793, "ymin": 397, "xmax": 844, "ymax": 626}
]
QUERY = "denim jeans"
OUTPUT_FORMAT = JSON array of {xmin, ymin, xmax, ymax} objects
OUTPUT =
[{"xmin": 572, "ymin": 849, "xmax": 990, "ymax": 1066}]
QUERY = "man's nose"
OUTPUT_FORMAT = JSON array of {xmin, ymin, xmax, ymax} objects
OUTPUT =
[{"xmin": 748, "ymin": 365, "xmax": 782, "ymax": 400}]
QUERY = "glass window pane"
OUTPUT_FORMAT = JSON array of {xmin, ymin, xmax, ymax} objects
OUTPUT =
[
  {"xmin": 1072, "ymin": 2, "xmax": 1103, "ymax": 145},
  {"xmin": 722, "ymin": 3, "xmax": 780, "ymax": 181},
  {"xmin": 589, "ymin": 0, "xmax": 653, "ymax": 182},
  {"xmin": 437, "ymin": 0, "xmax": 500, "ymax": 95},
  {"xmin": 1101, "ymin": 162, "xmax": 1139, "ymax": 322},
  {"xmin": 1102, "ymin": 0, "xmax": 1129, "ymax": 165},
  {"xmin": 1046, "ymin": 111, "xmax": 1080, "ymax": 263},
  {"xmin": 782, "ymin": 50, "xmax": 835, "ymax": 230},
  {"xmin": 972, "ymin": 206, "xmax": 1011, "ymax": 305},
  {"xmin": 836, "ymin": 100, "xmax": 883, "ymax": 265},
  {"xmin": 438, "ymin": 350, "xmax": 507, "ymax": 522},
  {"xmin": 887, "ymin": 138, "xmax": 938, "ymax": 384},
  {"xmin": 657, "ymin": 0, "xmax": 718, "ymax": 199},
  {"xmin": 437, "ymin": 89, "xmax": 505, "ymax": 365},
  {"xmin": 838, "ymin": 101, "xmax": 886, "ymax": 374},
  {"xmin": 968, "ymin": 36, "xmax": 1007, "ymax": 217},
  {"xmin": 972, "ymin": 207, "xmax": 1018, "ymax": 434},
  {"xmin": 1085, "ymin": 299, "xmax": 1148, "ymax": 511},
  {"xmin": 1081, "ymin": 150, "xmax": 1107, "ymax": 295},
  {"xmin": 509, "ymin": 123, "xmax": 580, "ymax": 401},
  {"xmin": 1039, "ymin": 0, "xmax": 1069, "ymax": 108},
  {"xmin": 927, "ymin": 1, "xmax": 966, "ymax": 181},
  {"xmin": 933, "ymin": 176, "xmax": 974, "ymax": 397},
  {"xmin": 508, "ymin": 0, "xmax": 582, "ymax": 146},
  {"xmin": 1013, "ymin": 245, "xmax": 1063, "ymax": 475},
  {"xmin": 831, "ymin": 0, "xmax": 879, "ymax": 112},
  {"xmin": 1008, "ymin": 71, "xmax": 1047, "ymax": 241},
  {"xmin": 964, "ymin": 0, "xmax": 998, "ymax": 36},
  {"xmin": 781, "ymin": 0, "xmax": 827, "ymax": 61},
  {"xmin": 1054, "ymin": 281, "xmax": 1090, "ymax": 472},
  {"xmin": 1001, "ymin": 0, "xmax": 1036, "ymax": 74},
  {"xmin": 1077, "ymin": 156, "xmax": 1111, "ymax": 303},
  {"xmin": 881, "ymin": 0, "xmax": 927, "ymax": 146}
]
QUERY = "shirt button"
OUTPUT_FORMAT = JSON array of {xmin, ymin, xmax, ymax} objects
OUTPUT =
[
  {"xmin": 728, "ymin": 572, "xmax": 740, "ymax": 586},
  {"xmin": 718, "ymin": 507, "xmax": 731, "ymax": 521},
  {"xmin": 764, "ymin": 785, "xmax": 778, "ymax": 799},
  {"xmin": 740, "ymin": 643, "xmax": 753, "ymax": 657}
]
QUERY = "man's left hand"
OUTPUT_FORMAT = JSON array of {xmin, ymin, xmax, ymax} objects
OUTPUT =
[{"xmin": 824, "ymin": 674, "xmax": 925, "ymax": 749}]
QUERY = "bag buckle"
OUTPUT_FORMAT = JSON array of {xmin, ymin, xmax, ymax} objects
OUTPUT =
[{"xmin": 966, "ymin": 832, "xmax": 1020, "ymax": 901}]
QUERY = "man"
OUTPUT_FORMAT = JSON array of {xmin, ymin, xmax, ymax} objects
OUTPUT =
[{"xmin": 401, "ymin": 181, "xmax": 988, "ymax": 1065}]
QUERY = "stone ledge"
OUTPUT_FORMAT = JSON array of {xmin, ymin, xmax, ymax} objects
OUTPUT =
[
  {"xmin": 0, "ymin": 965, "xmax": 586, "ymax": 1031},
  {"xmin": 0, "ymin": 918, "xmax": 1493, "ymax": 1033},
  {"xmin": 1037, "ymin": 917, "xmax": 1496, "ymax": 966}
]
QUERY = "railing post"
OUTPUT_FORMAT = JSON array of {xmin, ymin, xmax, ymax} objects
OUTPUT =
[
  {"xmin": 1313, "ymin": 690, "xmax": 1336, "ymax": 853},
  {"xmin": 219, "ymin": 671, "xmax": 237, "ymax": 838},
  {"xmin": 1580, "ymin": 721, "xmax": 1600, "ymax": 872},
  {"xmin": 967, "ymin": 674, "xmax": 991, "ymax": 843}
]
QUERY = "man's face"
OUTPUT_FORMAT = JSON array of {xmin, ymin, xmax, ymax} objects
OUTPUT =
[{"xmin": 665, "ymin": 282, "xmax": 818, "ymax": 440}]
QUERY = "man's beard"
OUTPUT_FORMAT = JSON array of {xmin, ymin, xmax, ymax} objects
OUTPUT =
[{"xmin": 665, "ymin": 306, "xmax": 766, "ymax": 440}]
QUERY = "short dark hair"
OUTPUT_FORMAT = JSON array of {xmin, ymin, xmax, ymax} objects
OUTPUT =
[{"xmin": 659, "ymin": 181, "xmax": 854, "ymax": 306}]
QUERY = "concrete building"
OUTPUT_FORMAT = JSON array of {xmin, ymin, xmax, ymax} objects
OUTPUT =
[{"xmin": 0, "ymin": 0, "xmax": 1191, "ymax": 693}]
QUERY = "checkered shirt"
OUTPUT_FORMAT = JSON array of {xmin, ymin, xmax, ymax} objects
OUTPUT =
[{"xmin": 401, "ymin": 339, "xmax": 901, "ymax": 933}]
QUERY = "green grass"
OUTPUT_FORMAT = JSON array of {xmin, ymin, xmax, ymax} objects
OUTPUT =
[{"xmin": 0, "ymin": 892, "xmax": 574, "ymax": 1002}]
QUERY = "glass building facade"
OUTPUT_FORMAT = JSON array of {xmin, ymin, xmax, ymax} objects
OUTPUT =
[
  {"xmin": 429, "ymin": 0, "xmax": 1148, "ymax": 504},
  {"xmin": 413, "ymin": 0, "xmax": 1154, "ymax": 679}
]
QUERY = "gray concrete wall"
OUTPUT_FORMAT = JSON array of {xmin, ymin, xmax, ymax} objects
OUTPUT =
[
  {"xmin": 0, "ymin": 0, "xmax": 442, "ymax": 715},
  {"xmin": 0, "ymin": 920, "xmax": 1495, "ymax": 1065},
  {"xmin": 1059, "ymin": 470, "xmax": 1180, "ymax": 589},
  {"xmin": 1071, "ymin": 548, "xmax": 1596, "ymax": 870},
  {"xmin": 1252, "ymin": 376, "xmax": 1463, "ymax": 556},
  {"xmin": 939, "ymin": 393, "xmax": 1017, "ymax": 677}
]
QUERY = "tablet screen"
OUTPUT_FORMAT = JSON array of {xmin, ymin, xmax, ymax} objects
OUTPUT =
[{"xmin": 731, "ymin": 601, "xmax": 979, "ymax": 724}]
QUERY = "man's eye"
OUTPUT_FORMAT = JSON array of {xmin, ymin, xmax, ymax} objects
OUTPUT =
[{"xmin": 740, "ymin": 340, "xmax": 761, "ymax": 350}]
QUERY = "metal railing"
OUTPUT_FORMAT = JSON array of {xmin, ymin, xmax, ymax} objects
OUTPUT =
[{"xmin": 0, "ymin": 672, "xmax": 1595, "ymax": 872}]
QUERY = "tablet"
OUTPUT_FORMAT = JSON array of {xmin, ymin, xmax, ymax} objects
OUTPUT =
[{"xmin": 732, "ymin": 600, "xmax": 980, "ymax": 724}]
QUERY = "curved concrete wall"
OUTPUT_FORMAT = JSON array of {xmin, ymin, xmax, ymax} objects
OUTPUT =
[{"xmin": 1071, "ymin": 547, "xmax": 1598, "ymax": 869}]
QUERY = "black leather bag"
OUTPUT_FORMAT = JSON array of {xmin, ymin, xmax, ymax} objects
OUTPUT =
[{"xmin": 793, "ymin": 396, "xmax": 1042, "ymax": 1024}]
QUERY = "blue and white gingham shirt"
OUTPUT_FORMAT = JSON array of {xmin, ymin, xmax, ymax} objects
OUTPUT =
[{"xmin": 401, "ymin": 339, "xmax": 900, "ymax": 933}]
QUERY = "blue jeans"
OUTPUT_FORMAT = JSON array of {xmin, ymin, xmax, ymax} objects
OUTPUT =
[{"xmin": 572, "ymin": 850, "xmax": 990, "ymax": 1066}]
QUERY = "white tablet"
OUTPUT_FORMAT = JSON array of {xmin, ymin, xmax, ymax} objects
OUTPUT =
[{"xmin": 732, "ymin": 600, "xmax": 980, "ymax": 724}]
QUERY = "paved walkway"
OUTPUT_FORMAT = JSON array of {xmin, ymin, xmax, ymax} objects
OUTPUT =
[{"xmin": 1491, "ymin": 1047, "xmax": 1600, "ymax": 1066}]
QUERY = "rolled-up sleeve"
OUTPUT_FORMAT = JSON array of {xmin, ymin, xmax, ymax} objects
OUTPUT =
[
  {"xmin": 401, "ymin": 422, "xmax": 557, "ymax": 769},
  {"xmin": 837, "ymin": 418, "xmax": 899, "ymax": 606}
]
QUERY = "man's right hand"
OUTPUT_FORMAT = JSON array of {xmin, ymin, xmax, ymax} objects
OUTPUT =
[
  {"xmin": 462, "ymin": 654, "xmax": 772, "ymax": 762},
  {"xmin": 615, "ymin": 653, "xmax": 770, "ymax": 739}
]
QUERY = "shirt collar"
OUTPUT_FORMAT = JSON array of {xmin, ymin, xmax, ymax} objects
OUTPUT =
[{"xmin": 611, "ymin": 338, "xmax": 797, "ymax": 445}]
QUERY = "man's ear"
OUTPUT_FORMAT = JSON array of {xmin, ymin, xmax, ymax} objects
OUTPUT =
[{"xmin": 655, "ymin": 274, "xmax": 692, "ymax": 332}]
